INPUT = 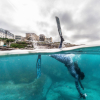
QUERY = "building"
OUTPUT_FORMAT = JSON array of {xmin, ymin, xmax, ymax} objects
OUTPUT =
[
  {"xmin": 26, "ymin": 33, "xmax": 39, "ymax": 41},
  {"xmin": 45, "ymin": 37, "xmax": 52, "ymax": 42},
  {"xmin": 5, "ymin": 30, "xmax": 14, "ymax": 39},
  {"xmin": 26, "ymin": 33, "xmax": 53, "ymax": 43},
  {"xmin": 39, "ymin": 34, "xmax": 45, "ymax": 41},
  {"xmin": 21, "ymin": 37, "xmax": 27, "ymax": 41},
  {"xmin": 15, "ymin": 35, "xmax": 22, "ymax": 41},
  {"xmin": 0, "ymin": 28, "xmax": 14, "ymax": 39},
  {"xmin": 38, "ymin": 34, "xmax": 52, "ymax": 42},
  {"xmin": 0, "ymin": 41, "xmax": 4, "ymax": 46},
  {"xmin": 0, "ymin": 28, "xmax": 6, "ymax": 38}
]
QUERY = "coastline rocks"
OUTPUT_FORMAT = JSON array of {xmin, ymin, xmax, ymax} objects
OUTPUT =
[
  {"xmin": 42, "ymin": 76, "xmax": 52, "ymax": 97},
  {"xmin": 20, "ymin": 74, "xmax": 52, "ymax": 100},
  {"xmin": 46, "ymin": 81, "xmax": 78, "ymax": 100},
  {"xmin": 46, "ymin": 90, "xmax": 62, "ymax": 100},
  {"xmin": 0, "ymin": 74, "xmax": 50, "ymax": 100}
]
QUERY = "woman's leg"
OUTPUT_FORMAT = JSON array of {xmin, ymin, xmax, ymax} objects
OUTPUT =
[
  {"xmin": 36, "ymin": 55, "xmax": 41, "ymax": 78},
  {"xmin": 59, "ymin": 36, "xmax": 64, "ymax": 48}
]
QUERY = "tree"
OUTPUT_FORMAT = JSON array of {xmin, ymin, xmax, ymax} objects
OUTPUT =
[
  {"xmin": 6, "ymin": 39, "xmax": 15, "ymax": 47},
  {"xmin": 6, "ymin": 39, "xmax": 15, "ymax": 42}
]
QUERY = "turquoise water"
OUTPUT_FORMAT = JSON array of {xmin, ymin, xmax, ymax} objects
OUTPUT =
[{"xmin": 0, "ymin": 47, "xmax": 100, "ymax": 100}]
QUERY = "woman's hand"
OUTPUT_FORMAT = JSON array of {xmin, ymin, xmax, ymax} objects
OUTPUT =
[{"xmin": 80, "ymin": 93, "xmax": 87, "ymax": 99}]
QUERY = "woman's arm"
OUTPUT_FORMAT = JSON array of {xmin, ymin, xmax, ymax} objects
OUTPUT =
[
  {"xmin": 75, "ymin": 75, "xmax": 86, "ymax": 99},
  {"xmin": 79, "ymin": 79, "xmax": 84, "ymax": 90},
  {"xmin": 75, "ymin": 75, "xmax": 82, "ymax": 95}
]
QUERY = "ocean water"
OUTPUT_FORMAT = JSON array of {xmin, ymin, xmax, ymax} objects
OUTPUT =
[{"xmin": 0, "ymin": 46, "xmax": 100, "ymax": 100}]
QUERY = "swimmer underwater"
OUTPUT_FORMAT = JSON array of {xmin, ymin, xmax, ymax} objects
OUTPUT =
[
  {"xmin": 36, "ymin": 17, "xmax": 87, "ymax": 99},
  {"xmin": 51, "ymin": 35, "xmax": 86, "ymax": 99}
]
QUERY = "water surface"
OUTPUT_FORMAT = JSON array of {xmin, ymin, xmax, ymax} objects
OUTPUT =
[{"xmin": 0, "ymin": 46, "xmax": 100, "ymax": 100}]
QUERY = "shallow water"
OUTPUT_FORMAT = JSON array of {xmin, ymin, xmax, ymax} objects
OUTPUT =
[{"xmin": 0, "ymin": 46, "xmax": 100, "ymax": 100}]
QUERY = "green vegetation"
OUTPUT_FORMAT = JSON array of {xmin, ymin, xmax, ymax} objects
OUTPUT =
[
  {"xmin": 0, "ymin": 38, "xmax": 15, "ymax": 42},
  {"xmin": 4, "ymin": 43, "xmax": 6, "ymax": 45},
  {"xmin": 10, "ymin": 43, "xmax": 27, "ymax": 48},
  {"xmin": 6, "ymin": 39, "xmax": 15, "ymax": 42},
  {"xmin": 0, "ymin": 38, "xmax": 15, "ymax": 47},
  {"xmin": 0, "ymin": 38, "xmax": 8, "ymax": 40},
  {"xmin": 16, "ymin": 41, "xmax": 27, "ymax": 44}
]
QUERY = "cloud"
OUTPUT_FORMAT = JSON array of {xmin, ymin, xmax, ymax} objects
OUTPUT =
[
  {"xmin": 50, "ymin": 0, "xmax": 100, "ymax": 44},
  {"xmin": 71, "ymin": 0, "xmax": 100, "ymax": 43},
  {"xmin": 37, "ymin": 22, "xmax": 49, "ymax": 29},
  {"xmin": 0, "ymin": 0, "xmax": 100, "ymax": 44},
  {"xmin": 0, "ymin": 18, "xmax": 30, "ymax": 36}
]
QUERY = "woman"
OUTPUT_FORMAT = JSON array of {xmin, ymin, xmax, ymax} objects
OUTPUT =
[{"xmin": 51, "ymin": 36, "xmax": 86, "ymax": 99}]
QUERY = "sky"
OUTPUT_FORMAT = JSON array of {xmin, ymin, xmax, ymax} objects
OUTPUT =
[{"xmin": 0, "ymin": 0, "xmax": 100, "ymax": 44}]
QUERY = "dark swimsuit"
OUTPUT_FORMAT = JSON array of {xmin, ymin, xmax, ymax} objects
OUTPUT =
[{"xmin": 51, "ymin": 54, "xmax": 82, "ymax": 95}]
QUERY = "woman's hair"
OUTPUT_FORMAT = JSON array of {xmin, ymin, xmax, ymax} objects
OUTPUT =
[
  {"xmin": 80, "ymin": 72, "xmax": 85, "ymax": 80},
  {"xmin": 74, "ymin": 61, "xmax": 85, "ymax": 80},
  {"xmin": 74, "ymin": 61, "xmax": 80, "ymax": 75},
  {"xmin": 74, "ymin": 61, "xmax": 78, "ymax": 67}
]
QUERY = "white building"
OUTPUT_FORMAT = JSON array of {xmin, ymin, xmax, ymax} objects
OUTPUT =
[
  {"xmin": 6, "ymin": 31, "xmax": 14, "ymax": 39},
  {"xmin": 0, "ymin": 41, "xmax": 4, "ymax": 46},
  {"xmin": 15, "ymin": 35, "xmax": 22, "ymax": 41},
  {"xmin": 0, "ymin": 28, "xmax": 6, "ymax": 38},
  {"xmin": 0, "ymin": 28, "xmax": 14, "ymax": 39}
]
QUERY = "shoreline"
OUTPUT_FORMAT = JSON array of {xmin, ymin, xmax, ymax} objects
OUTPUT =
[{"xmin": 0, "ymin": 44, "xmax": 100, "ymax": 56}]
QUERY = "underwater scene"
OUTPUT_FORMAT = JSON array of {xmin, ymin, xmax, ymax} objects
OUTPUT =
[{"xmin": 0, "ymin": 47, "xmax": 100, "ymax": 100}]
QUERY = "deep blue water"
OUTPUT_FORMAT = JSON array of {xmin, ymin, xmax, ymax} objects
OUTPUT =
[{"xmin": 0, "ymin": 47, "xmax": 100, "ymax": 100}]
